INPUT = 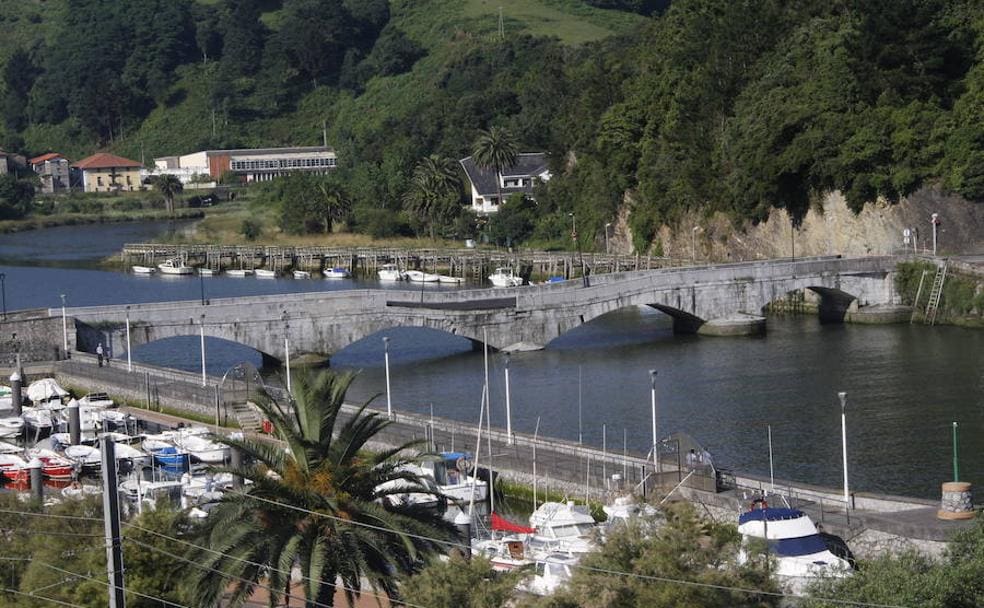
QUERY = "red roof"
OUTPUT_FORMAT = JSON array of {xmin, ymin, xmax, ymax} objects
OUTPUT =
[
  {"xmin": 73, "ymin": 152, "xmax": 142, "ymax": 170},
  {"xmin": 29, "ymin": 152, "xmax": 66, "ymax": 164}
]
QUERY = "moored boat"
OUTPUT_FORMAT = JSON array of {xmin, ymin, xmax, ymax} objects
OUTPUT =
[
  {"xmin": 198, "ymin": 268, "xmax": 217, "ymax": 277},
  {"xmin": 254, "ymin": 268, "xmax": 277, "ymax": 278},
  {"xmin": 405, "ymin": 270, "xmax": 440, "ymax": 283},
  {"xmin": 737, "ymin": 502, "xmax": 854, "ymax": 592},
  {"xmin": 157, "ymin": 258, "xmax": 194, "ymax": 275},
  {"xmin": 64, "ymin": 444, "xmax": 101, "ymax": 473},
  {"xmin": 488, "ymin": 267, "xmax": 523, "ymax": 287},
  {"xmin": 527, "ymin": 501, "xmax": 597, "ymax": 556},
  {"xmin": 226, "ymin": 268, "xmax": 253, "ymax": 277},
  {"xmin": 0, "ymin": 416, "xmax": 24, "ymax": 438},
  {"xmin": 0, "ymin": 454, "xmax": 28, "ymax": 482},
  {"xmin": 377, "ymin": 264, "xmax": 406, "ymax": 282},
  {"xmin": 438, "ymin": 275, "xmax": 464, "ymax": 284},
  {"xmin": 131, "ymin": 265, "xmax": 156, "ymax": 274},
  {"xmin": 322, "ymin": 267, "xmax": 351, "ymax": 279},
  {"xmin": 292, "ymin": 270, "xmax": 312, "ymax": 279}
]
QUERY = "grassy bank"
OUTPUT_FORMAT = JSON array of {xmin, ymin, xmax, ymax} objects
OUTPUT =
[
  {"xmin": 0, "ymin": 209, "xmax": 204, "ymax": 234},
  {"xmin": 895, "ymin": 261, "xmax": 984, "ymax": 327}
]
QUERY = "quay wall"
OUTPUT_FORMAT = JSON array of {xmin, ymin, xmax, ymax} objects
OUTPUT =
[{"xmin": 0, "ymin": 315, "xmax": 72, "ymax": 365}]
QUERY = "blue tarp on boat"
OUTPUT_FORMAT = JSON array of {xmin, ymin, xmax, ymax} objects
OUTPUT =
[{"xmin": 738, "ymin": 507, "xmax": 805, "ymax": 524}]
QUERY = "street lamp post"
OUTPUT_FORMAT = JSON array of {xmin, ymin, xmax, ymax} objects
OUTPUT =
[
  {"xmin": 0, "ymin": 272, "xmax": 6, "ymax": 320},
  {"xmin": 931, "ymin": 213, "xmax": 939, "ymax": 255},
  {"xmin": 60, "ymin": 294, "xmax": 68, "ymax": 356},
  {"xmin": 569, "ymin": 212, "xmax": 587, "ymax": 286},
  {"xmin": 125, "ymin": 306, "xmax": 132, "ymax": 373},
  {"xmin": 383, "ymin": 337, "xmax": 392, "ymax": 419},
  {"xmin": 504, "ymin": 353, "xmax": 513, "ymax": 444},
  {"xmin": 649, "ymin": 370, "xmax": 658, "ymax": 473},
  {"xmin": 282, "ymin": 312, "xmax": 291, "ymax": 394},
  {"xmin": 199, "ymin": 315, "xmax": 207, "ymax": 387},
  {"xmin": 604, "ymin": 223, "xmax": 612, "ymax": 255},
  {"xmin": 767, "ymin": 424, "xmax": 774, "ymax": 492},
  {"xmin": 839, "ymin": 391, "xmax": 849, "ymax": 506}
]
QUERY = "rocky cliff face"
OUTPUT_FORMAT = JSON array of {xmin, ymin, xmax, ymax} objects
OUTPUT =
[{"xmin": 638, "ymin": 187, "xmax": 984, "ymax": 261}]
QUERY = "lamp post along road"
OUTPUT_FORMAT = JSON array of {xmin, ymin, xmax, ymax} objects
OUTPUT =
[
  {"xmin": 768, "ymin": 424, "xmax": 774, "ymax": 492},
  {"xmin": 504, "ymin": 353, "xmax": 513, "ymax": 444},
  {"xmin": 282, "ymin": 312, "xmax": 291, "ymax": 393},
  {"xmin": 125, "ymin": 306, "xmax": 132, "ymax": 373},
  {"xmin": 199, "ymin": 315, "xmax": 207, "ymax": 387},
  {"xmin": 383, "ymin": 337, "xmax": 392, "ymax": 419},
  {"xmin": 604, "ymin": 223, "xmax": 611, "ymax": 255},
  {"xmin": 839, "ymin": 391, "xmax": 849, "ymax": 505},
  {"xmin": 60, "ymin": 294, "xmax": 68, "ymax": 355},
  {"xmin": 649, "ymin": 370, "xmax": 658, "ymax": 473},
  {"xmin": 0, "ymin": 272, "xmax": 6, "ymax": 320},
  {"xmin": 931, "ymin": 213, "xmax": 939, "ymax": 255}
]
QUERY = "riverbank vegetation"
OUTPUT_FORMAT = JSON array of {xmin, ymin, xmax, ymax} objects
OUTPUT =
[
  {"xmin": 4, "ymin": 1, "xmax": 984, "ymax": 252},
  {"xmin": 895, "ymin": 261, "xmax": 984, "ymax": 327}
]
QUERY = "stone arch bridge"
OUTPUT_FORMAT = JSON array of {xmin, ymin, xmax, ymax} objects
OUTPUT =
[{"xmin": 56, "ymin": 256, "xmax": 899, "ymax": 363}]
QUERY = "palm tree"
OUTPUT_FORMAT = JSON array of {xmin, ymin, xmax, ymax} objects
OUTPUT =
[
  {"xmin": 403, "ymin": 155, "xmax": 461, "ymax": 240},
  {"xmin": 189, "ymin": 369, "xmax": 456, "ymax": 608},
  {"xmin": 313, "ymin": 176, "xmax": 351, "ymax": 234},
  {"xmin": 153, "ymin": 174, "xmax": 183, "ymax": 216},
  {"xmin": 471, "ymin": 126, "xmax": 519, "ymax": 212}
]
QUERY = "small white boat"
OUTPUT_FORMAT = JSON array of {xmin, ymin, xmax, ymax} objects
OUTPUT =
[
  {"xmin": 21, "ymin": 407, "xmax": 55, "ymax": 431},
  {"xmin": 27, "ymin": 378, "xmax": 68, "ymax": 404},
  {"xmin": 198, "ymin": 268, "xmax": 217, "ymax": 277},
  {"xmin": 78, "ymin": 392, "xmax": 114, "ymax": 409},
  {"xmin": 254, "ymin": 269, "xmax": 277, "ymax": 278},
  {"xmin": 528, "ymin": 501, "xmax": 597, "ymax": 556},
  {"xmin": 405, "ymin": 270, "xmax": 440, "ymax": 283},
  {"xmin": 0, "ymin": 453, "xmax": 28, "ymax": 482},
  {"xmin": 377, "ymin": 264, "xmax": 406, "ymax": 282},
  {"xmin": 518, "ymin": 553, "xmax": 578, "ymax": 596},
  {"xmin": 0, "ymin": 441, "xmax": 22, "ymax": 454},
  {"xmin": 737, "ymin": 503, "xmax": 853, "ymax": 592},
  {"xmin": 172, "ymin": 433, "xmax": 229, "ymax": 464},
  {"xmin": 292, "ymin": 270, "xmax": 311, "ymax": 279},
  {"xmin": 322, "ymin": 268, "xmax": 351, "ymax": 279},
  {"xmin": 157, "ymin": 258, "xmax": 194, "ymax": 275},
  {"xmin": 111, "ymin": 442, "xmax": 151, "ymax": 467},
  {"xmin": 132, "ymin": 265, "xmax": 156, "ymax": 274},
  {"xmin": 226, "ymin": 268, "xmax": 253, "ymax": 277},
  {"xmin": 64, "ymin": 444, "xmax": 101, "ymax": 472},
  {"xmin": 489, "ymin": 267, "xmax": 523, "ymax": 287},
  {"xmin": 62, "ymin": 483, "xmax": 102, "ymax": 500},
  {"xmin": 438, "ymin": 275, "xmax": 464, "ymax": 284},
  {"xmin": 0, "ymin": 417, "xmax": 24, "ymax": 438}
]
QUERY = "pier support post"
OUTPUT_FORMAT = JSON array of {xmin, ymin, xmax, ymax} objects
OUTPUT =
[
  {"xmin": 9, "ymin": 370, "xmax": 22, "ymax": 416},
  {"xmin": 453, "ymin": 510, "xmax": 472, "ymax": 560},
  {"xmin": 68, "ymin": 401, "xmax": 81, "ymax": 445},
  {"xmin": 100, "ymin": 440, "xmax": 126, "ymax": 608},
  {"xmin": 28, "ymin": 458, "xmax": 42, "ymax": 501}
]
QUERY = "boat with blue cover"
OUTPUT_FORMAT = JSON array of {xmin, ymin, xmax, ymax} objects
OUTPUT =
[{"xmin": 737, "ymin": 503, "xmax": 853, "ymax": 591}]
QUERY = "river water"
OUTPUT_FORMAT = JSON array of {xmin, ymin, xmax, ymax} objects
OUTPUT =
[{"xmin": 1, "ymin": 222, "xmax": 982, "ymax": 499}]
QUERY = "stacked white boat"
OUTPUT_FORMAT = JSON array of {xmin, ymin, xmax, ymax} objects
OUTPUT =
[{"xmin": 489, "ymin": 267, "xmax": 524, "ymax": 287}]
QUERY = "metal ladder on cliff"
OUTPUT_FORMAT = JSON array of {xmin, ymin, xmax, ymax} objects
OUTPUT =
[{"xmin": 924, "ymin": 260, "xmax": 949, "ymax": 326}]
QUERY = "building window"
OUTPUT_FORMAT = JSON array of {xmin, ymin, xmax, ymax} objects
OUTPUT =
[
  {"xmin": 126, "ymin": 175, "xmax": 132, "ymax": 185},
  {"xmin": 97, "ymin": 176, "xmax": 103, "ymax": 186}
]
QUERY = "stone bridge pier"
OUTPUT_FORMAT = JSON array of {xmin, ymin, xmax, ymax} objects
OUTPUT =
[{"xmin": 59, "ymin": 256, "xmax": 900, "ymax": 361}]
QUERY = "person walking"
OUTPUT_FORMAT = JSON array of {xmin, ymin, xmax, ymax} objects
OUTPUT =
[{"xmin": 96, "ymin": 343, "xmax": 104, "ymax": 367}]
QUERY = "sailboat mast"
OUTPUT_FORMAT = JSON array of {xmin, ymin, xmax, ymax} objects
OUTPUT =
[{"xmin": 482, "ymin": 331, "xmax": 494, "ymax": 515}]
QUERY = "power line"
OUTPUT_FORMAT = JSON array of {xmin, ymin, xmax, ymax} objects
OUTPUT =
[
  {"xmin": 227, "ymin": 490, "xmax": 910, "ymax": 608},
  {"xmin": 123, "ymin": 522, "xmax": 433, "ymax": 608},
  {"xmin": 1, "ymin": 586, "xmax": 81, "ymax": 608},
  {"xmin": 0, "ymin": 527, "xmax": 103, "ymax": 539},
  {"xmin": 122, "ymin": 536, "xmax": 350, "ymax": 608},
  {"xmin": 0, "ymin": 557, "xmax": 191, "ymax": 608},
  {"xmin": 0, "ymin": 508, "xmax": 102, "ymax": 522}
]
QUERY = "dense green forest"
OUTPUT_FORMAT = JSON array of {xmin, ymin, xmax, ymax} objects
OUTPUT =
[{"xmin": 1, "ymin": 0, "xmax": 983, "ymax": 250}]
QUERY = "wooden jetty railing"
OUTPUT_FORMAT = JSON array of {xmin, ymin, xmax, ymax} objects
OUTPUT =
[{"xmin": 120, "ymin": 243, "xmax": 687, "ymax": 280}]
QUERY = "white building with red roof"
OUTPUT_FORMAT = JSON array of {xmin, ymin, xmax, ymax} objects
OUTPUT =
[{"xmin": 73, "ymin": 152, "xmax": 143, "ymax": 193}]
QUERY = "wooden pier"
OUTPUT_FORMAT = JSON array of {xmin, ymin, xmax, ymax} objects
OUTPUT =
[{"xmin": 120, "ymin": 243, "xmax": 682, "ymax": 282}]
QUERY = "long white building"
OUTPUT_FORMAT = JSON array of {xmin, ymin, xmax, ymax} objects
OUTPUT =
[{"xmin": 153, "ymin": 146, "xmax": 337, "ymax": 185}]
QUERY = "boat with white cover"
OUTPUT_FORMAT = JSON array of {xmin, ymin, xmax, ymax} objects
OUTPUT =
[
  {"xmin": 157, "ymin": 258, "xmax": 194, "ymax": 275},
  {"xmin": 132, "ymin": 265, "xmax": 156, "ymax": 274},
  {"xmin": 292, "ymin": 270, "xmax": 311, "ymax": 279},
  {"xmin": 77, "ymin": 393, "xmax": 114, "ymax": 408},
  {"xmin": 0, "ymin": 416, "xmax": 24, "ymax": 438},
  {"xmin": 527, "ymin": 501, "xmax": 597, "ymax": 555},
  {"xmin": 27, "ymin": 378, "xmax": 68, "ymax": 405},
  {"xmin": 198, "ymin": 268, "xmax": 217, "ymax": 276},
  {"xmin": 438, "ymin": 275, "xmax": 464, "ymax": 284},
  {"xmin": 64, "ymin": 444, "xmax": 101, "ymax": 473},
  {"xmin": 62, "ymin": 483, "xmax": 102, "ymax": 500},
  {"xmin": 737, "ymin": 504, "xmax": 853, "ymax": 592},
  {"xmin": 420, "ymin": 451, "xmax": 488, "ymax": 506},
  {"xmin": 0, "ymin": 453, "xmax": 28, "ymax": 482},
  {"xmin": 488, "ymin": 267, "xmax": 523, "ymax": 287},
  {"xmin": 322, "ymin": 267, "xmax": 351, "ymax": 279},
  {"xmin": 226, "ymin": 268, "xmax": 253, "ymax": 277},
  {"xmin": 255, "ymin": 268, "xmax": 277, "ymax": 278},
  {"xmin": 21, "ymin": 407, "xmax": 56, "ymax": 433},
  {"xmin": 377, "ymin": 264, "xmax": 406, "ymax": 282},
  {"xmin": 518, "ymin": 552, "xmax": 578, "ymax": 596},
  {"xmin": 405, "ymin": 270, "xmax": 440, "ymax": 283},
  {"xmin": 172, "ymin": 433, "xmax": 229, "ymax": 464}
]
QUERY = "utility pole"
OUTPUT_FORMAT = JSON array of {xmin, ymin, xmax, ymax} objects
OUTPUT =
[{"xmin": 101, "ymin": 440, "xmax": 126, "ymax": 608}]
